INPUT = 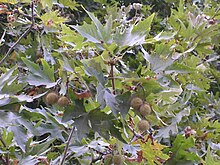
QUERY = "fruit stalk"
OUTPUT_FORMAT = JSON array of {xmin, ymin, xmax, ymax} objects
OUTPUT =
[
  {"xmin": 127, "ymin": 124, "xmax": 144, "ymax": 142},
  {"xmin": 60, "ymin": 125, "xmax": 75, "ymax": 165}
]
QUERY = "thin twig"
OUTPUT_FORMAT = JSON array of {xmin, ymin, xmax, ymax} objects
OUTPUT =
[
  {"xmin": 89, "ymin": 148, "xmax": 112, "ymax": 165},
  {"xmin": 60, "ymin": 126, "xmax": 75, "ymax": 165},
  {"xmin": 110, "ymin": 62, "xmax": 116, "ymax": 95},
  {"xmin": 19, "ymin": 11, "xmax": 40, "ymax": 21},
  {"xmin": 145, "ymin": 134, "xmax": 154, "ymax": 145},
  {"xmin": 0, "ymin": 1, "xmax": 35, "ymax": 66},
  {"xmin": 127, "ymin": 125, "xmax": 145, "ymax": 142},
  {"xmin": 0, "ymin": 30, "xmax": 6, "ymax": 45}
]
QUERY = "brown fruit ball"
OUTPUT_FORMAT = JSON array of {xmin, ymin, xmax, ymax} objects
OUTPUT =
[
  {"xmin": 113, "ymin": 155, "xmax": 124, "ymax": 165},
  {"xmin": 57, "ymin": 96, "xmax": 70, "ymax": 107},
  {"xmin": 137, "ymin": 120, "xmax": 150, "ymax": 132},
  {"xmin": 130, "ymin": 97, "xmax": 143, "ymax": 110},
  {"xmin": 45, "ymin": 92, "xmax": 59, "ymax": 105},
  {"xmin": 36, "ymin": 50, "xmax": 43, "ymax": 58},
  {"xmin": 139, "ymin": 103, "xmax": 151, "ymax": 116}
]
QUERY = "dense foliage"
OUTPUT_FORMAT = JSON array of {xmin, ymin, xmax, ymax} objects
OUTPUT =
[{"xmin": 0, "ymin": 0, "xmax": 219, "ymax": 164}]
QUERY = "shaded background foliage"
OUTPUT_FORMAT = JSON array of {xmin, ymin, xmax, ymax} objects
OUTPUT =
[{"xmin": 0, "ymin": 0, "xmax": 220, "ymax": 165}]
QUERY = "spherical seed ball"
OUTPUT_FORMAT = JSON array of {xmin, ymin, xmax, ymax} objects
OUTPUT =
[
  {"xmin": 130, "ymin": 97, "xmax": 143, "ymax": 110},
  {"xmin": 45, "ymin": 92, "xmax": 59, "ymax": 105},
  {"xmin": 137, "ymin": 120, "xmax": 150, "ymax": 132},
  {"xmin": 36, "ymin": 50, "xmax": 43, "ymax": 58},
  {"xmin": 57, "ymin": 96, "xmax": 70, "ymax": 107},
  {"xmin": 113, "ymin": 155, "xmax": 124, "ymax": 165},
  {"xmin": 139, "ymin": 103, "xmax": 151, "ymax": 116}
]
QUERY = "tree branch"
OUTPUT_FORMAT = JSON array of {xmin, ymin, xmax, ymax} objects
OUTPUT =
[
  {"xmin": 60, "ymin": 126, "xmax": 75, "ymax": 165},
  {"xmin": 0, "ymin": 1, "xmax": 35, "ymax": 66},
  {"xmin": 127, "ymin": 125, "xmax": 145, "ymax": 142}
]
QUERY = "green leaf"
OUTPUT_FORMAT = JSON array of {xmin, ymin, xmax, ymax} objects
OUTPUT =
[
  {"xmin": 83, "ymin": 63, "xmax": 106, "ymax": 86},
  {"xmin": 169, "ymin": 135, "xmax": 201, "ymax": 162},
  {"xmin": 141, "ymin": 140, "xmax": 169, "ymax": 165},
  {"xmin": 69, "ymin": 145, "xmax": 89, "ymax": 157},
  {"xmin": 0, "ymin": 97, "xmax": 12, "ymax": 107},
  {"xmin": 89, "ymin": 109, "xmax": 125, "ymax": 142},
  {"xmin": 115, "ymin": 91, "xmax": 131, "ymax": 118},
  {"xmin": 21, "ymin": 58, "xmax": 57, "ymax": 88},
  {"xmin": 166, "ymin": 62, "xmax": 196, "ymax": 74},
  {"xmin": 41, "ymin": 59, "xmax": 55, "ymax": 81},
  {"xmin": 16, "ymin": 117, "xmax": 40, "ymax": 135},
  {"xmin": 143, "ymin": 79, "xmax": 163, "ymax": 93},
  {"xmin": 37, "ymin": 122, "xmax": 65, "ymax": 141},
  {"xmin": 40, "ymin": 11, "xmax": 66, "ymax": 26},
  {"xmin": 89, "ymin": 109, "xmax": 113, "ymax": 139},
  {"xmin": 2, "ymin": 81, "xmax": 26, "ymax": 94},
  {"xmin": 132, "ymin": 13, "xmax": 155, "ymax": 35},
  {"xmin": 71, "ymin": 8, "xmax": 113, "ymax": 44},
  {"xmin": 9, "ymin": 125, "xmax": 28, "ymax": 152},
  {"xmin": 60, "ymin": 24, "xmax": 84, "ymax": 48},
  {"xmin": 94, "ymin": 0, "xmax": 107, "ymax": 4},
  {"xmin": 1, "ymin": 129, "xmax": 13, "ymax": 147},
  {"xmin": 173, "ymin": 107, "xmax": 190, "ymax": 123},
  {"xmin": 23, "ymin": 107, "xmax": 65, "ymax": 139},
  {"xmin": 62, "ymin": 100, "xmax": 87, "ymax": 122},
  {"xmin": 22, "ymin": 58, "xmax": 42, "ymax": 77},
  {"xmin": 71, "ymin": 22, "xmax": 101, "ymax": 44},
  {"xmin": 154, "ymin": 31, "xmax": 177, "ymax": 41},
  {"xmin": 141, "ymin": 46, "xmax": 174, "ymax": 72},
  {"xmin": 21, "ymin": 109, "xmax": 46, "ymax": 121},
  {"xmin": 28, "ymin": 138, "xmax": 55, "ymax": 156},
  {"xmin": 61, "ymin": 56, "xmax": 75, "ymax": 73},
  {"xmin": 114, "ymin": 27, "xmax": 144, "ymax": 46},
  {"xmin": 18, "ymin": 156, "xmax": 39, "ymax": 165},
  {"xmin": 103, "ymin": 90, "xmax": 119, "ymax": 116},
  {"xmin": 83, "ymin": 7, "xmax": 112, "ymax": 44},
  {"xmin": 0, "ymin": 0, "xmax": 16, "ymax": 4},
  {"xmin": 22, "ymin": 75, "xmax": 57, "ymax": 88},
  {"xmin": 205, "ymin": 146, "xmax": 220, "ymax": 165},
  {"xmin": 155, "ymin": 123, "xmax": 178, "ymax": 139},
  {"xmin": 114, "ymin": 13, "xmax": 155, "ymax": 47},
  {"xmin": 74, "ymin": 114, "xmax": 90, "ymax": 140},
  {"xmin": 0, "ymin": 65, "xmax": 17, "ymax": 91},
  {"xmin": 0, "ymin": 111, "xmax": 19, "ymax": 128},
  {"xmin": 40, "ymin": 0, "xmax": 54, "ymax": 9},
  {"xmin": 59, "ymin": 0, "xmax": 78, "ymax": 10}
]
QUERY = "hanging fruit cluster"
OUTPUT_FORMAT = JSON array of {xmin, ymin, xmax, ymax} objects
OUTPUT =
[
  {"xmin": 130, "ymin": 97, "xmax": 152, "ymax": 132},
  {"xmin": 45, "ymin": 92, "xmax": 70, "ymax": 107}
]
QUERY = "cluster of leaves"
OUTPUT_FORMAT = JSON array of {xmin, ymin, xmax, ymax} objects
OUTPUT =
[{"xmin": 0, "ymin": 0, "xmax": 219, "ymax": 164}]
